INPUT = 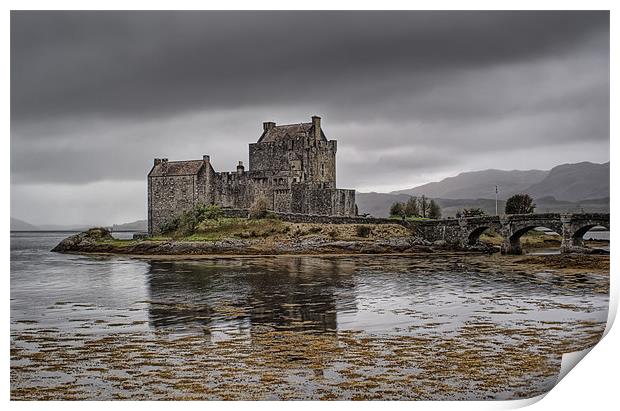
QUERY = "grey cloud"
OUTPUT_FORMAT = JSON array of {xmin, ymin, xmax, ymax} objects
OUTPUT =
[
  {"xmin": 10, "ymin": 11, "xmax": 609, "ymax": 224},
  {"xmin": 11, "ymin": 11, "xmax": 608, "ymax": 122}
]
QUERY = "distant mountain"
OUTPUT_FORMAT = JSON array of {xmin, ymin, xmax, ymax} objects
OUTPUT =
[
  {"xmin": 112, "ymin": 219, "xmax": 147, "ymax": 231},
  {"xmin": 392, "ymin": 169, "xmax": 548, "ymax": 200},
  {"xmin": 525, "ymin": 162, "xmax": 610, "ymax": 202},
  {"xmin": 10, "ymin": 217, "xmax": 38, "ymax": 231},
  {"xmin": 391, "ymin": 162, "xmax": 609, "ymax": 202},
  {"xmin": 10, "ymin": 218, "xmax": 147, "ymax": 232}
]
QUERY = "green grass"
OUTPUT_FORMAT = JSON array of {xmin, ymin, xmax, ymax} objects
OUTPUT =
[{"xmin": 155, "ymin": 217, "xmax": 289, "ymax": 241}]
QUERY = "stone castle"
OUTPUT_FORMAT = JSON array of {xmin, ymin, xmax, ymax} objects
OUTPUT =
[{"xmin": 147, "ymin": 116, "xmax": 356, "ymax": 234}]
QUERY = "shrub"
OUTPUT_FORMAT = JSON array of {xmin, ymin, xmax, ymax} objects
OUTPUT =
[
  {"xmin": 198, "ymin": 204, "xmax": 223, "ymax": 221},
  {"xmin": 158, "ymin": 203, "xmax": 223, "ymax": 236},
  {"xmin": 178, "ymin": 210, "xmax": 200, "ymax": 236},
  {"xmin": 355, "ymin": 225, "xmax": 372, "ymax": 237},
  {"xmin": 456, "ymin": 207, "xmax": 486, "ymax": 218},
  {"xmin": 389, "ymin": 202, "xmax": 405, "ymax": 218},
  {"xmin": 158, "ymin": 217, "xmax": 180, "ymax": 234},
  {"xmin": 249, "ymin": 196, "xmax": 270, "ymax": 219},
  {"xmin": 85, "ymin": 227, "xmax": 113, "ymax": 240}
]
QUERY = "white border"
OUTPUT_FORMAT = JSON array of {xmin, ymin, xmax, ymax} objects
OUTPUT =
[{"xmin": 4, "ymin": 1, "xmax": 617, "ymax": 410}]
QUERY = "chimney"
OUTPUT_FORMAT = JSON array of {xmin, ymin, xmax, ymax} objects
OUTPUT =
[
  {"xmin": 154, "ymin": 158, "xmax": 162, "ymax": 166},
  {"xmin": 263, "ymin": 121, "xmax": 276, "ymax": 132},
  {"xmin": 161, "ymin": 158, "xmax": 168, "ymax": 174},
  {"xmin": 312, "ymin": 115, "xmax": 321, "ymax": 139},
  {"xmin": 203, "ymin": 154, "xmax": 210, "ymax": 163},
  {"xmin": 237, "ymin": 161, "xmax": 245, "ymax": 175}
]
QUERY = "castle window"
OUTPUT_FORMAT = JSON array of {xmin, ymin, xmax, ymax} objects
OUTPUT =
[{"xmin": 321, "ymin": 164, "xmax": 325, "ymax": 176}]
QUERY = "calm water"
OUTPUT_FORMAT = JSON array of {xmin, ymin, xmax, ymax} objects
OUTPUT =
[{"xmin": 11, "ymin": 232, "xmax": 609, "ymax": 400}]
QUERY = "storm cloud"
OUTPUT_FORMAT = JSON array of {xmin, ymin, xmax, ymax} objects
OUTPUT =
[{"xmin": 10, "ymin": 11, "xmax": 609, "ymax": 225}]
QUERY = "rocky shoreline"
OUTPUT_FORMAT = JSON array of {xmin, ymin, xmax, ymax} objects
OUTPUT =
[{"xmin": 51, "ymin": 228, "xmax": 494, "ymax": 256}]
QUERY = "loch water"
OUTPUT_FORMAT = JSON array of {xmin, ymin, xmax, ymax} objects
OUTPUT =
[{"xmin": 11, "ymin": 232, "xmax": 609, "ymax": 400}]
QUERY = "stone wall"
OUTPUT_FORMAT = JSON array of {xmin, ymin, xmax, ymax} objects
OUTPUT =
[
  {"xmin": 148, "ymin": 171, "xmax": 205, "ymax": 235},
  {"xmin": 248, "ymin": 137, "xmax": 336, "ymax": 187},
  {"xmin": 220, "ymin": 208, "xmax": 405, "ymax": 226}
]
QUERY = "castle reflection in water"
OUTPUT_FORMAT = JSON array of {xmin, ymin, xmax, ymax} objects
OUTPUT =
[{"xmin": 145, "ymin": 257, "xmax": 359, "ymax": 334}]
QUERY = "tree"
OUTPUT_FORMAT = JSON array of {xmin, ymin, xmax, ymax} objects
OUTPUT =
[
  {"xmin": 404, "ymin": 197, "xmax": 420, "ymax": 217},
  {"xmin": 456, "ymin": 207, "xmax": 486, "ymax": 218},
  {"xmin": 505, "ymin": 194, "xmax": 536, "ymax": 215},
  {"xmin": 389, "ymin": 202, "xmax": 405, "ymax": 218},
  {"xmin": 428, "ymin": 200, "xmax": 442, "ymax": 219},
  {"xmin": 420, "ymin": 195, "xmax": 428, "ymax": 218}
]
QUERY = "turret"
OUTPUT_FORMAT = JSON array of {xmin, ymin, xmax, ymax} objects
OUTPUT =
[{"xmin": 312, "ymin": 115, "xmax": 321, "ymax": 139}]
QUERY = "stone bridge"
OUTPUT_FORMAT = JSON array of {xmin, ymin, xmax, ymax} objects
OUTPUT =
[{"xmin": 413, "ymin": 213, "xmax": 610, "ymax": 254}]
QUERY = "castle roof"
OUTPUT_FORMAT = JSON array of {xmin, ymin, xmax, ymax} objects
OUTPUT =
[
  {"xmin": 148, "ymin": 160, "xmax": 204, "ymax": 177},
  {"xmin": 258, "ymin": 122, "xmax": 315, "ymax": 143}
]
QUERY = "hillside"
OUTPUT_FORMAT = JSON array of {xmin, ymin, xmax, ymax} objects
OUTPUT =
[
  {"xmin": 112, "ymin": 219, "xmax": 147, "ymax": 231},
  {"xmin": 525, "ymin": 162, "xmax": 610, "ymax": 201},
  {"xmin": 391, "ymin": 162, "xmax": 608, "ymax": 202},
  {"xmin": 11, "ymin": 217, "xmax": 38, "ymax": 231},
  {"xmin": 392, "ymin": 169, "xmax": 548, "ymax": 200}
]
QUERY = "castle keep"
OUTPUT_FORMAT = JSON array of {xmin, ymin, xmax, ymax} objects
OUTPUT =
[{"xmin": 148, "ymin": 116, "xmax": 356, "ymax": 234}]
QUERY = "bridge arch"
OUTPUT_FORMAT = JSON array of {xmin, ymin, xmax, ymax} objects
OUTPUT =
[
  {"xmin": 467, "ymin": 226, "xmax": 492, "ymax": 245},
  {"xmin": 505, "ymin": 223, "xmax": 563, "ymax": 255},
  {"xmin": 570, "ymin": 222, "xmax": 610, "ymax": 248}
]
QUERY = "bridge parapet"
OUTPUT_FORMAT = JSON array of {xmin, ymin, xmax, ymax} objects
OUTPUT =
[{"xmin": 410, "ymin": 213, "xmax": 609, "ymax": 254}]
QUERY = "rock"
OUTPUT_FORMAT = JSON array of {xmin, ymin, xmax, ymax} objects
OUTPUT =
[
  {"xmin": 51, "ymin": 227, "xmax": 113, "ymax": 253},
  {"xmin": 432, "ymin": 240, "xmax": 447, "ymax": 247}
]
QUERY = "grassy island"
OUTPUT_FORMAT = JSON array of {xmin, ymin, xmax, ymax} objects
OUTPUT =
[{"xmin": 51, "ymin": 205, "xmax": 608, "ymax": 257}]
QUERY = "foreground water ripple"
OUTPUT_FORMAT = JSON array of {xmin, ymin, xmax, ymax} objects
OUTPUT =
[{"xmin": 10, "ymin": 232, "xmax": 608, "ymax": 400}]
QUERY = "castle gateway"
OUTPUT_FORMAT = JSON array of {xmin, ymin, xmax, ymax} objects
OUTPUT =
[{"xmin": 147, "ymin": 116, "xmax": 356, "ymax": 234}]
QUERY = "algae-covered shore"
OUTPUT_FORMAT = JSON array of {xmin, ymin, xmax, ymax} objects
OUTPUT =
[{"xmin": 11, "ymin": 247, "xmax": 609, "ymax": 400}]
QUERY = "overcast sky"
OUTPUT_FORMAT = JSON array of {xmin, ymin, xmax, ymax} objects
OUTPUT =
[{"xmin": 11, "ymin": 11, "xmax": 609, "ymax": 226}]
